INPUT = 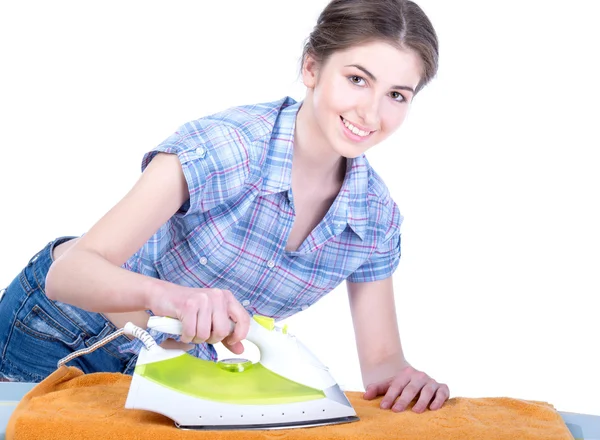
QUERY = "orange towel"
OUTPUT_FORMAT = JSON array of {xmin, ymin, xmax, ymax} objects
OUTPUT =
[{"xmin": 7, "ymin": 366, "xmax": 574, "ymax": 440}]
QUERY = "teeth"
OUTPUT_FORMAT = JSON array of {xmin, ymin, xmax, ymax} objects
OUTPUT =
[{"xmin": 342, "ymin": 118, "xmax": 371, "ymax": 137}]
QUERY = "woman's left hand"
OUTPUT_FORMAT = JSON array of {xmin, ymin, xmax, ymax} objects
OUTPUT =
[{"xmin": 363, "ymin": 365, "xmax": 450, "ymax": 413}]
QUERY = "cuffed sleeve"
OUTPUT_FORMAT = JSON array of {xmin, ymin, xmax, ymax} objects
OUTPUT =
[
  {"xmin": 347, "ymin": 202, "xmax": 403, "ymax": 283},
  {"xmin": 141, "ymin": 120, "xmax": 251, "ymax": 216}
]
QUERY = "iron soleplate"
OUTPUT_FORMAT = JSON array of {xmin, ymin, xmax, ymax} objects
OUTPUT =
[{"xmin": 176, "ymin": 415, "xmax": 360, "ymax": 430}]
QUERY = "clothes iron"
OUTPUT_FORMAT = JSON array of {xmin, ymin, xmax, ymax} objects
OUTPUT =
[{"xmin": 122, "ymin": 315, "xmax": 360, "ymax": 430}]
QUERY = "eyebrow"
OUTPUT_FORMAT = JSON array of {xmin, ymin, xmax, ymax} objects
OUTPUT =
[{"xmin": 345, "ymin": 64, "xmax": 415, "ymax": 94}]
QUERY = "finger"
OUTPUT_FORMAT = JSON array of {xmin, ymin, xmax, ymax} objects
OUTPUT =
[
  {"xmin": 222, "ymin": 302, "xmax": 249, "ymax": 355},
  {"xmin": 179, "ymin": 313, "xmax": 196, "ymax": 344},
  {"xmin": 180, "ymin": 296, "xmax": 205, "ymax": 343},
  {"xmin": 363, "ymin": 381, "xmax": 391, "ymax": 400},
  {"xmin": 226, "ymin": 341, "xmax": 245, "ymax": 355},
  {"xmin": 225, "ymin": 299, "xmax": 250, "ymax": 345},
  {"xmin": 380, "ymin": 374, "xmax": 411, "ymax": 410},
  {"xmin": 429, "ymin": 383, "xmax": 450, "ymax": 410},
  {"xmin": 392, "ymin": 372, "xmax": 430, "ymax": 412},
  {"xmin": 412, "ymin": 380, "xmax": 439, "ymax": 413},
  {"xmin": 206, "ymin": 290, "xmax": 229, "ymax": 344},
  {"xmin": 192, "ymin": 299, "xmax": 212, "ymax": 344}
]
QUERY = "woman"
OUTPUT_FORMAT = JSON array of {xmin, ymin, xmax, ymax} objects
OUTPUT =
[{"xmin": 0, "ymin": 0, "xmax": 449, "ymax": 413}]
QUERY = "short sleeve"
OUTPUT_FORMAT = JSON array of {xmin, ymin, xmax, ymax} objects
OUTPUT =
[
  {"xmin": 347, "ymin": 202, "xmax": 403, "ymax": 283},
  {"xmin": 141, "ymin": 120, "xmax": 251, "ymax": 216}
]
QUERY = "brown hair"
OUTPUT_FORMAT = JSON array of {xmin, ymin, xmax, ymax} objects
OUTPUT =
[{"xmin": 301, "ymin": 0, "xmax": 439, "ymax": 94}]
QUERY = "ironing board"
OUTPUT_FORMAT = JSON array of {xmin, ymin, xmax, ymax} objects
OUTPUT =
[{"xmin": 1, "ymin": 382, "xmax": 599, "ymax": 440}]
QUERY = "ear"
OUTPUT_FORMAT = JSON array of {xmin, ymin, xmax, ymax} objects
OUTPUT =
[{"xmin": 301, "ymin": 53, "xmax": 319, "ymax": 89}]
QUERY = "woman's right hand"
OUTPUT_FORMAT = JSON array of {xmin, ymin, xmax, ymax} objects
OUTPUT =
[{"xmin": 148, "ymin": 286, "xmax": 251, "ymax": 354}]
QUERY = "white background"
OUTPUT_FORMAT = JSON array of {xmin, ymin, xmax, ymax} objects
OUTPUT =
[{"xmin": 1, "ymin": 1, "xmax": 598, "ymax": 415}]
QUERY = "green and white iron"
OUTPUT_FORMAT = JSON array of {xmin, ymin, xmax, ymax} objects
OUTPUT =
[{"xmin": 122, "ymin": 315, "xmax": 359, "ymax": 430}]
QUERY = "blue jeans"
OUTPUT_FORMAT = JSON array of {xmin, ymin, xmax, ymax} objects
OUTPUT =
[{"xmin": 0, "ymin": 237, "xmax": 137, "ymax": 382}]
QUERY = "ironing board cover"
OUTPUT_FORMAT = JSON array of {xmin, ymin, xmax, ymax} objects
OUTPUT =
[{"xmin": 7, "ymin": 366, "xmax": 574, "ymax": 440}]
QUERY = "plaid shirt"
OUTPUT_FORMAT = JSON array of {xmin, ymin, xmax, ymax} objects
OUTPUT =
[{"xmin": 119, "ymin": 96, "xmax": 403, "ymax": 360}]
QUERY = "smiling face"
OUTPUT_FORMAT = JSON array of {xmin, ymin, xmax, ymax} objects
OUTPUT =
[{"xmin": 301, "ymin": 40, "xmax": 423, "ymax": 158}]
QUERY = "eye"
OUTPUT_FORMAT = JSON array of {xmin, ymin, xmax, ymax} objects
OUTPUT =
[
  {"xmin": 348, "ymin": 75, "xmax": 366, "ymax": 86},
  {"xmin": 390, "ymin": 91, "xmax": 406, "ymax": 102}
]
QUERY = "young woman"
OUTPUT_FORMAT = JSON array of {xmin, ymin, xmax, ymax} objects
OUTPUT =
[{"xmin": 0, "ymin": 0, "xmax": 449, "ymax": 413}]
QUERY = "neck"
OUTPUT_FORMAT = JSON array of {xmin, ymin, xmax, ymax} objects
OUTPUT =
[{"xmin": 293, "ymin": 99, "xmax": 346, "ymax": 187}]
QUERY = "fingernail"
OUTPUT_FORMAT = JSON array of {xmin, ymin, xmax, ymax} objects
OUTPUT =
[{"xmin": 381, "ymin": 402, "xmax": 391, "ymax": 409}]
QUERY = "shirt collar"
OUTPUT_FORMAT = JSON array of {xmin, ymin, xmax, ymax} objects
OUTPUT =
[
  {"xmin": 262, "ymin": 97, "xmax": 369, "ymax": 240},
  {"xmin": 260, "ymin": 97, "xmax": 299, "ymax": 195},
  {"xmin": 330, "ymin": 156, "xmax": 369, "ymax": 240}
]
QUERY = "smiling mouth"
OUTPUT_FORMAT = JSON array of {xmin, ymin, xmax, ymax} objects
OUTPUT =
[{"xmin": 340, "ymin": 116, "xmax": 375, "ymax": 137}]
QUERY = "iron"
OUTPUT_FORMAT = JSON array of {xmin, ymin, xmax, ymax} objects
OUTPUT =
[{"xmin": 122, "ymin": 315, "xmax": 360, "ymax": 430}]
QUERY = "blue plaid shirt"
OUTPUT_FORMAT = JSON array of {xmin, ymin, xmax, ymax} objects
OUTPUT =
[{"xmin": 119, "ymin": 96, "xmax": 403, "ymax": 360}]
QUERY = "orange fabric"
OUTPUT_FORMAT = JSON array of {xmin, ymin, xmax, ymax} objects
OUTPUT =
[{"xmin": 7, "ymin": 366, "xmax": 573, "ymax": 440}]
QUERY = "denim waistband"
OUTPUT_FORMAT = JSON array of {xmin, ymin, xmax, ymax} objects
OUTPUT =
[
  {"xmin": 26, "ymin": 236, "xmax": 136, "ymax": 365},
  {"xmin": 29, "ymin": 236, "xmax": 77, "ymax": 293}
]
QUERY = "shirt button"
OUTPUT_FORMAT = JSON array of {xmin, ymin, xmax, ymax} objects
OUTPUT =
[
  {"xmin": 301, "ymin": 304, "xmax": 309, "ymax": 311},
  {"xmin": 267, "ymin": 260, "xmax": 275, "ymax": 269},
  {"xmin": 199, "ymin": 257, "xmax": 208, "ymax": 265},
  {"xmin": 195, "ymin": 147, "xmax": 206, "ymax": 157},
  {"xmin": 242, "ymin": 300, "xmax": 250, "ymax": 307}
]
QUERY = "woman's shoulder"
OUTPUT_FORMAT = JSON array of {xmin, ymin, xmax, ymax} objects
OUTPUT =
[
  {"xmin": 359, "ymin": 157, "xmax": 394, "ymax": 205},
  {"xmin": 178, "ymin": 96, "xmax": 297, "ymax": 144},
  {"xmin": 360, "ymin": 156, "xmax": 402, "ymax": 227},
  {"xmin": 148, "ymin": 96, "xmax": 297, "ymax": 171}
]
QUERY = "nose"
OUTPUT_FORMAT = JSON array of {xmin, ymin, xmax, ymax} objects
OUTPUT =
[{"xmin": 356, "ymin": 94, "xmax": 380, "ymax": 129}]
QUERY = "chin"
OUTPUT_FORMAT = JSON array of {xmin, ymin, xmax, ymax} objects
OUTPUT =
[
  {"xmin": 340, "ymin": 150, "xmax": 366, "ymax": 159},
  {"xmin": 334, "ymin": 135, "xmax": 377, "ymax": 158},
  {"xmin": 331, "ymin": 144, "xmax": 368, "ymax": 159}
]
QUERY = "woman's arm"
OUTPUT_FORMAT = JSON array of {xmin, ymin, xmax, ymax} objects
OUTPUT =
[
  {"xmin": 347, "ymin": 277, "xmax": 408, "ymax": 386},
  {"xmin": 45, "ymin": 152, "xmax": 188, "ymax": 312},
  {"xmin": 45, "ymin": 153, "xmax": 251, "ymax": 348},
  {"xmin": 347, "ymin": 277, "xmax": 449, "ymax": 412}
]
